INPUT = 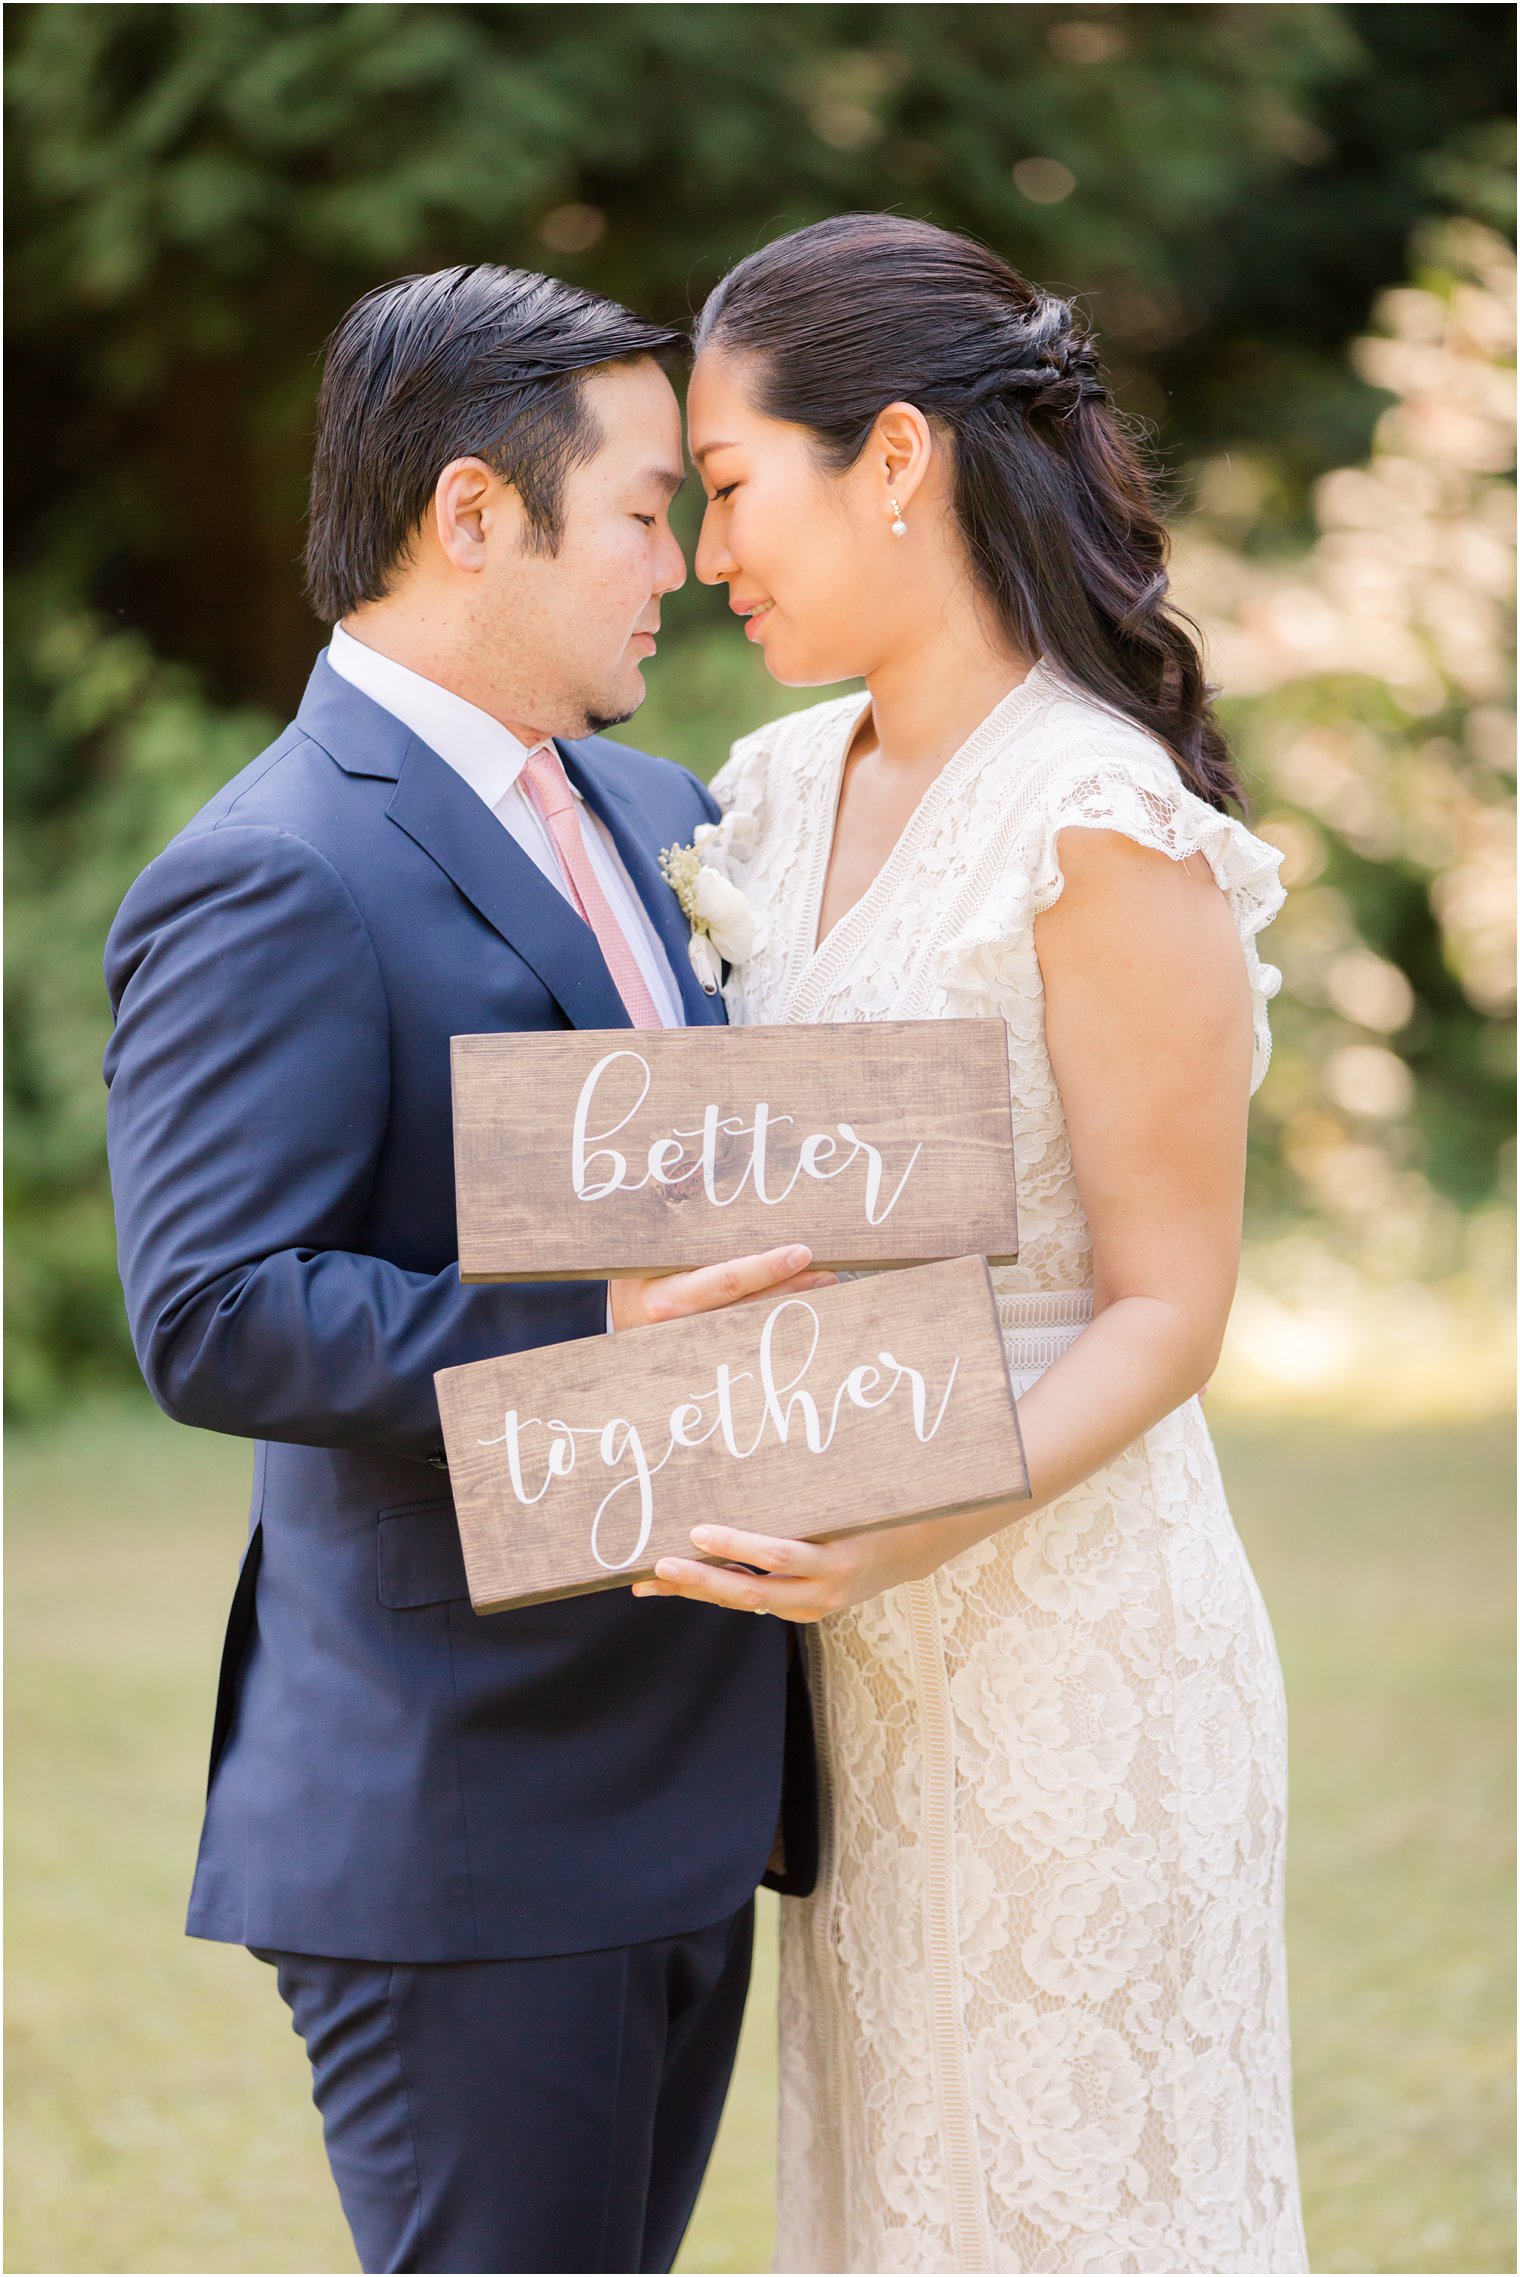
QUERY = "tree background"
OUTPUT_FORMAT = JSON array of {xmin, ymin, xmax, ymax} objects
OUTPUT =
[{"xmin": 6, "ymin": 0, "xmax": 1514, "ymax": 1417}]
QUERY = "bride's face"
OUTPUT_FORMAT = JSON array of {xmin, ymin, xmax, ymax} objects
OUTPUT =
[{"xmin": 689, "ymin": 350, "xmax": 910, "ymax": 687}]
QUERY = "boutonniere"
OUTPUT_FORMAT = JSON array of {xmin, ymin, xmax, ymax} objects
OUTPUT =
[{"xmin": 659, "ymin": 826, "xmax": 758, "ymax": 995}]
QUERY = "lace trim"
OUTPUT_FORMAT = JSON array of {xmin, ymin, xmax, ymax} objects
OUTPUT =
[
  {"xmin": 997, "ymin": 1290, "xmax": 1095, "ymax": 1328},
  {"xmin": 786, "ymin": 666, "xmax": 1058, "ymax": 1026},
  {"xmin": 904, "ymin": 1580, "xmax": 998, "ymax": 2271},
  {"xmin": 999, "ymin": 1288, "xmax": 1094, "ymax": 1375},
  {"xmin": 940, "ymin": 742, "xmax": 1286, "ymax": 1093},
  {"xmin": 799, "ymin": 1626, "xmax": 852, "ymax": 2272}
]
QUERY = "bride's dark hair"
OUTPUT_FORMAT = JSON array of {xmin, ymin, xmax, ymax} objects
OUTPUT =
[{"xmin": 695, "ymin": 214, "xmax": 1241, "ymax": 813}]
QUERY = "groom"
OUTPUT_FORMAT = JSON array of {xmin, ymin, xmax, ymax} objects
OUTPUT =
[{"xmin": 103, "ymin": 264, "xmax": 817, "ymax": 2275}]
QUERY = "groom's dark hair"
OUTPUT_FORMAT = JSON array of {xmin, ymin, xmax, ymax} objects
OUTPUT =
[{"xmin": 304, "ymin": 264, "xmax": 683, "ymax": 623}]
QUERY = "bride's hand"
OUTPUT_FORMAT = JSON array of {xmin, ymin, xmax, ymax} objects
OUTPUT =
[
  {"xmin": 630, "ymin": 1515, "xmax": 967, "ymax": 1623},
  {"xmin": 610, "ymin": 1245, "xmax": 836, "ymax": 1330}
]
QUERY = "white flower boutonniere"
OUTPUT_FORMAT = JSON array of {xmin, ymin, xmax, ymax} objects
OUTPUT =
[{"xmin": 659, "ymin": 827, "xmax": 758, "ymax": 995}]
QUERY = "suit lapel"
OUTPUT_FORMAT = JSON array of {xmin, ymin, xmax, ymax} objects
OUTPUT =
[
  {"xmin": 297, "ymin": 652, "xmax": 722, "ymax": 1031},
  {"xmin": 386, "ymin": 736, "xmax": 632, "ymax": 1032},
  {"xmin": 559, "ymin": 740, "xmax": 727, "ymax": 1028}
]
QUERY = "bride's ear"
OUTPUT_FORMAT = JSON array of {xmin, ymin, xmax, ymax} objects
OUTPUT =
[{"xmin": 870, "ymin": 402, "xmax": 935, "ymax": 520}]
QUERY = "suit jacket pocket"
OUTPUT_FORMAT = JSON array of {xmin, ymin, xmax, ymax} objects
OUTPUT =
[
  {"xmin": 208, "ymin": 1520, "xmax": 264, "ymax": 1793},
  {"xmin": 377, "ymin": 1499, "xmax": 469, "ymax": 1609}
]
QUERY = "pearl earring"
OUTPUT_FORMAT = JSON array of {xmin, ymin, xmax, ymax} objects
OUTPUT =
[{"xmin": 889, "ymin": 498, "xmax": 907, "ymax": 538}]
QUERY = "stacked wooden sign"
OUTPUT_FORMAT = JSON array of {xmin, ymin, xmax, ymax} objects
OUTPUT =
[
  {"xmin": 451, "ymin": 1020, "xmax": 1019, "ymax": 1277},
  {"xmin": 439, "ymin": 1019, "xmax": 1029, "ymax": 1611}
]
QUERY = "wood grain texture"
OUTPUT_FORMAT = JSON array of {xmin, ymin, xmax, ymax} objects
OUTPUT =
[
  {"xmin": 436, "ymin": 1254, "xmax": 1029, "ymax": 1613},
  {"xmin": 453, "ymin": 1019, "xmax": 1018, "ymax": 1279}
]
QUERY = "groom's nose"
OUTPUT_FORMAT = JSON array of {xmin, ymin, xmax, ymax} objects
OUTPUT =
[{"xmin": 653, "ymin": 521, "xmax": 687, "ymax": 599}]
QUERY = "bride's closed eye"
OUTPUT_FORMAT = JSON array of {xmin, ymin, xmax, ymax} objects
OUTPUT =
[{"xmin": 708, "ymin": 483, "xmax": 737, "ymax": 503}]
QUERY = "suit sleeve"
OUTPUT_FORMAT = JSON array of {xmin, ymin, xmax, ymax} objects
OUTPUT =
[{"xmin": 103, "ymin": 821, "xmax": 605, "ymax": 1456}]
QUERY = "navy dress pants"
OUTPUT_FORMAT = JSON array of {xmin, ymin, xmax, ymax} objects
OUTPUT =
[{"xmin": 256, "ymin": 1901, "xmax": 754, "ymax": 2275}]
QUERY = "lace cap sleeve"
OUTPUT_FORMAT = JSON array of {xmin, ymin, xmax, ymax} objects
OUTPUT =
[{"xmin": 1031, "ymin": 745, "xmax": 1286, "ymax": 1092}]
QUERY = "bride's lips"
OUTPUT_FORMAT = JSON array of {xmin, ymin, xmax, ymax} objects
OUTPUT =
[{"xmin": 732, "ymin": 596, "xmax": 775, "ymax": 641}]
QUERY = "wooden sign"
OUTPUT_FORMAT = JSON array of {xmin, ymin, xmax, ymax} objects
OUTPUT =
[
  {"xmin": 435, "ymin": 1254, "xmax": 1029, "ymax": 1613},
  {"xmin": 452, "ymin": 1019, "xmax": 1017, "ymax": 1280}
]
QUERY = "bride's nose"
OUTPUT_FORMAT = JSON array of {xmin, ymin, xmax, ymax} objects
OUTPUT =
[{"xmin": 694, "ymin": 507, "xmax": 734, "ymax": 589}]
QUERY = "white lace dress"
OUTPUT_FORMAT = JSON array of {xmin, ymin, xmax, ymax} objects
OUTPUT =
[{"xmin": 708, "ymin": 664, "xmax": 1308, "ymax": 2275}]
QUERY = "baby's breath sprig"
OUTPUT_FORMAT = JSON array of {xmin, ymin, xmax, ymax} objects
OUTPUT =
[{"xmin": 659, "ymin": 840, "xmax": 705, "ymax": 928}]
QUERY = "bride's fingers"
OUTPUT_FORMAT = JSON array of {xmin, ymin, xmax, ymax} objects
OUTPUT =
[
  {"xmin": 633, "ymin": 1555, "xmax": 799, "ymax": 1617},
  {"xmin": 644, "ymin": 1244, "xmax": 816, "ymax": 1323},
  {"xmin": 688, "ymin": 1524, "xmax": 829, "ymax": 1573},
  {"xmin": 629, "ymin": 1528, "xmax": 842, "ymax": 1616},
  {"xmin": 735, "ymin": 1268, "xmax": 839, "ymax": 1305}
]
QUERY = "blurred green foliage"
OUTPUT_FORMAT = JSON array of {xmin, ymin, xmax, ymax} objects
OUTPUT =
[
  {"xmin": 1182, "ymin": 217, "xmax": 1515, "ymax": 1301},
  {"xmin": 5, "ymin": 2, "xmax": 1514, "ymax": 1413}
]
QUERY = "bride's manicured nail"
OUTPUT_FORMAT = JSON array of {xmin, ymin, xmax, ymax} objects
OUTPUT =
[
  {"xmin": 692, "ymin": 1528, "xmax": 716, "ymax": 1549},
  {"xmin": 785, "ymin": 1244, "xmax": 812, "ymax": 1270}
]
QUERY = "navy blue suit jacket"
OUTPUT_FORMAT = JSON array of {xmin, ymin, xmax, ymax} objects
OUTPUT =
[{"xmin": 104, "ymin": 655, "xmax": 815, "ymax": 1962}]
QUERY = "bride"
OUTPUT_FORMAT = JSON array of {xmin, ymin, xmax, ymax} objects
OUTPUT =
[{"xmin": 632, "ymin": 214, "xmax": 1308, "ymax": 2273}]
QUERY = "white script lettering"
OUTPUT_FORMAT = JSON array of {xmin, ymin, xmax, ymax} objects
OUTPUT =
[
  {"xmin": 569, "ymin": 1051, "xmax": 923, "ymax": 1224},
  {"xmin": 479, "ymin": 1300, "xmax": 962, "ymax": 1572}
]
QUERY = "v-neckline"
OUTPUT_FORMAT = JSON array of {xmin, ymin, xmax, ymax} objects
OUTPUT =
[{"xmin": 792, "ymin": 663, "xmax": 1052, "ymax": 1000}]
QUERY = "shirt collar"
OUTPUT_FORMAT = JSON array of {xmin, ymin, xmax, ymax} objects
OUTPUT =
[{"xmin": 326, "ymin": 623, "xmax": 568, "ymax": 810}]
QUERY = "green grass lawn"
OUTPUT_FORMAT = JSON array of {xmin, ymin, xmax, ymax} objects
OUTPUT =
[{"xmin": 6, "ymin": 1397, "xmax": 1513, "ymax": 2274}]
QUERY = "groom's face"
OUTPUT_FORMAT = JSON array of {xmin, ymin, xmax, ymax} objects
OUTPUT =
[{"xmin": 476, "ymin": 357, "xmax": 688, "ymax": 739}]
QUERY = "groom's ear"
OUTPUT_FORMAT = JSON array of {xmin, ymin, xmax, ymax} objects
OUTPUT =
[{"xmin": 431, "ymin": 457, "xmax": 525, "ymax": 576}]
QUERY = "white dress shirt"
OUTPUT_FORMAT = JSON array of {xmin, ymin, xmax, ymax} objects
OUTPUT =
[{"xmin": 327, "ymin": 623, "xmax": 685, "ymax": 1028}]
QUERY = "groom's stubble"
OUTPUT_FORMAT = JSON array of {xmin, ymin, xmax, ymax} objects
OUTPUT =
[{"xmin": 441, "ymin": 356, "xmax": 688, "ymax": 747}]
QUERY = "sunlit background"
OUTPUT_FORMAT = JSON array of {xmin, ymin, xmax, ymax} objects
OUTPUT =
[{"xmin": 7, "ymin": 7, "xmax": 1513, "ymax": 2273}]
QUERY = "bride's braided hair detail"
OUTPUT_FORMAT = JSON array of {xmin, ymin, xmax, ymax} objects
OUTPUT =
[
  {"xmin": 696, "ymin": 215, "xmax": 1240, "ymax": 814},
  {"xmin": 957, "ymin": 299, "xmax": 1108, "ymax": 421}
]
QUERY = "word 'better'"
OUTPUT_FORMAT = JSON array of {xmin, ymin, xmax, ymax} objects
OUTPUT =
[{"xmin": 571, "ymin": 1050, "xmax": 923, "ymax": 1222}]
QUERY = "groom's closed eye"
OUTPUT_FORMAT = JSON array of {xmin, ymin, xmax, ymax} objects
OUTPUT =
[
  {"xmin": 632, "ymin": 464, "xmax": 686, "ymax": 503},
  {"xmin": 631, "ymin": 473, "xmax": 686, "ymax": 526}
]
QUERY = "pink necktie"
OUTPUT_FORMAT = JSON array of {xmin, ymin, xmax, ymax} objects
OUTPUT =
[{"xmin": 519, "ymin": 743, "xmax": 664, "ymax": 1029}]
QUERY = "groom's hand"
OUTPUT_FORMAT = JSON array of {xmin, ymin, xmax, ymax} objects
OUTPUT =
[{"xmin": 610, "ymin": 1244, "xmax": 835, "ymax": 1331}]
